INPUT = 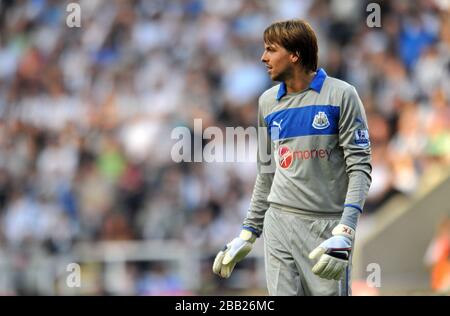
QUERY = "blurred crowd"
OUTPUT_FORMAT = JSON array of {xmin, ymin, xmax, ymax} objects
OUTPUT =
[{"xmin": 0, "ymin": 0, "xmax": 449, "ymax": 294}]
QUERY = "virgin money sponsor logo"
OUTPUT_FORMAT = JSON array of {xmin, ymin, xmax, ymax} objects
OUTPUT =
[
  {"xmin": 278, "ymin": 146, "xmax": 331, "ymax": 169},
  {"xmin": 278, "ymin": 146, "xmax": 293, "ymax": 169}
]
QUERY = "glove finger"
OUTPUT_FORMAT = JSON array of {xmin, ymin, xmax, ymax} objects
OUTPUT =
[
  {"xmin": 333, "ymin": 269, "xmax": 344, "ymax": 280},
  {"xmin": 328, "ymin": 269, "xmax": 342, "ymax": 280},
  {"xmin": 212, "ymin": 250, "xmax": 226, "ymax": 275},
  {"xmin": 320, "ymin": 258, "xmax": 338, "ymax": 280},
  {"xmin": 328, "ymin": 257, "xmax": 348, "ymax": 280},
  {"xmin": 220, "ymin": 261, "xmax": 236, "ymax": 279},
  {"xmin": 309, "ymin": 247, "xmax": 326, "ymax": 260},
  {"xmin": 330, "ymin": 263, "xmax": 345, "ymax": 280},
  {"xmin": 311, "ymin": 256, "xmax": 329, "ymax": 275}
]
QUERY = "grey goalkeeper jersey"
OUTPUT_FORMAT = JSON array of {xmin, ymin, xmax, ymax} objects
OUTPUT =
[{"xmin": 243, "ymin": 68, "xmax": 372, "ymax": 236}]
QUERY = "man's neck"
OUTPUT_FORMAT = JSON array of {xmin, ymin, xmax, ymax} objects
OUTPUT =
[{"xmin": 284, "ymin": 69, "xmax": 316, "ymax": 94}]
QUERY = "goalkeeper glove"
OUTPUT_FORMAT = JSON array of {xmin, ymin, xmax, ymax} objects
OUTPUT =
[
  {"xmin": 308, "ymin": 224, "xmax": 354, "ymax": 280},
  {"xmin": 212, "ymin": 229, "xmax": 256, "ymax": 278}
]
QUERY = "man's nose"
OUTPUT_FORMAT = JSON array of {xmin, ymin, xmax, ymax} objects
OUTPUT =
[{"xmin": 261, "ymin": 51, "xmax": 268, "ymax": 63}]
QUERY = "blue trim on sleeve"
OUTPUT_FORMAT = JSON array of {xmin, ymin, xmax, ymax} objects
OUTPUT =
[
  {"xmin": 242, "ymin": 226, "xmax": 261, "ymax": 237},
  {"xmin": 344, "ymin": 204, "xmax": 363, "ymax": 213},
  {"xmin": 264, "ymin": 105, "xmax": 340, "ymax": 140}
]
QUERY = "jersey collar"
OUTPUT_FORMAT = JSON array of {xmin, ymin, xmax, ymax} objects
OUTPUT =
[{"xmin": 276, "ymin": 68, "xmax": 327, "ymax": 101}]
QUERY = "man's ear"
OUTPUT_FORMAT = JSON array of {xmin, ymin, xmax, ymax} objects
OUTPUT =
[{"xmin": 290, "ymin": 52, "xmax": 300, "ymax": 63}]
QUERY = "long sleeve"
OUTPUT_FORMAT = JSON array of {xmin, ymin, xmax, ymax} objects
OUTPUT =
[
  {"xmin": 242, "ymin": 98, "xmax": 275, "ymax": 236},
  {"xmin": 338, "ymin": 86, "xmax": 372, "ymax": 229}
]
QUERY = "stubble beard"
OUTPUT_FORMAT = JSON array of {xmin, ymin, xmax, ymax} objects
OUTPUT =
[{"xmin": 271, "ymin": 66, "xmax": 292, "ymax": 82}]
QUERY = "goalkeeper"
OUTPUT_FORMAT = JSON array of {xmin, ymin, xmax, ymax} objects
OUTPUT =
[{"xmin": 213, "ymin": 19, "xmax": 372, "ymax": 296}]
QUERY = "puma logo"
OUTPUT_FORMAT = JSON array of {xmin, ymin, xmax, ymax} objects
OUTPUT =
[{"xmin": 273, "ymin": 119, "xmax": 283, "ymax": 130}]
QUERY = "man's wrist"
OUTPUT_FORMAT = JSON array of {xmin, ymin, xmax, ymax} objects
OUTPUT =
[
  {"xmin": 242, "ymin": 225, "xmax": 261, "ymax": 238},
  {"xmin": 239, "ymin": 229, "xmax": 256, "ymax": 243},
  {"xmin": 340, "ymin": 206, "xmax": 361, "ymax": 231},
  {"xmin": 332, "ymin": 224, "xmax": 355, "ymax": 240}
]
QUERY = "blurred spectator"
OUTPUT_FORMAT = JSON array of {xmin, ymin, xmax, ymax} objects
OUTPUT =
[{"xmin": 136, "ymin": 262, "xmax": 189, "ymax": 296}]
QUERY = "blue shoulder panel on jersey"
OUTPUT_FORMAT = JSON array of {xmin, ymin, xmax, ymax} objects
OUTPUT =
[{"xmin": 264, "ymin": 105, "xmax": 340, "ymax": 140}]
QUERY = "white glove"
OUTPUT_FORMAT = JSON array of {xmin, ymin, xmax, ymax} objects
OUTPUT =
[
  {"xmin": 308, "ymin": 224, "xmax": 354, "ymax": 280},
  {"xmin": 212, "ymin": 229, "xmax": 256, "ymax": 278}
]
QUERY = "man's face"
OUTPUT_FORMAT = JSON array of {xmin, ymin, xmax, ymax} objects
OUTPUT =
[{"xmin": 261, "ymin": 42, "xmax": 295, "ymax": 82}]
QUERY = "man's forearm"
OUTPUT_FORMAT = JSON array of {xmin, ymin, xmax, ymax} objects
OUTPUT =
[
  {"xmin": 340, "ymin": 170, "xmax": 371, "ymax": 230},
  {"xmin": 242, "ymin": 172, "xmax": 274, "ymax": 236}
]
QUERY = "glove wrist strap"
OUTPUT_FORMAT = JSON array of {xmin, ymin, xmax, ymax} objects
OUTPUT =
[
  {"xmin": 332, "ymin": 224, "xmax": 355, "ymax": 240},
  {"xmin": 240, "ymin": 229, "xmax": 256, "ymax": 243}
]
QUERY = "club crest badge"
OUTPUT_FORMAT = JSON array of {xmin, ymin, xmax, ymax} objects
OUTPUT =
[{"xmin": 312, "ymin": 111, "xmax": 330, "ymax": 129}]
